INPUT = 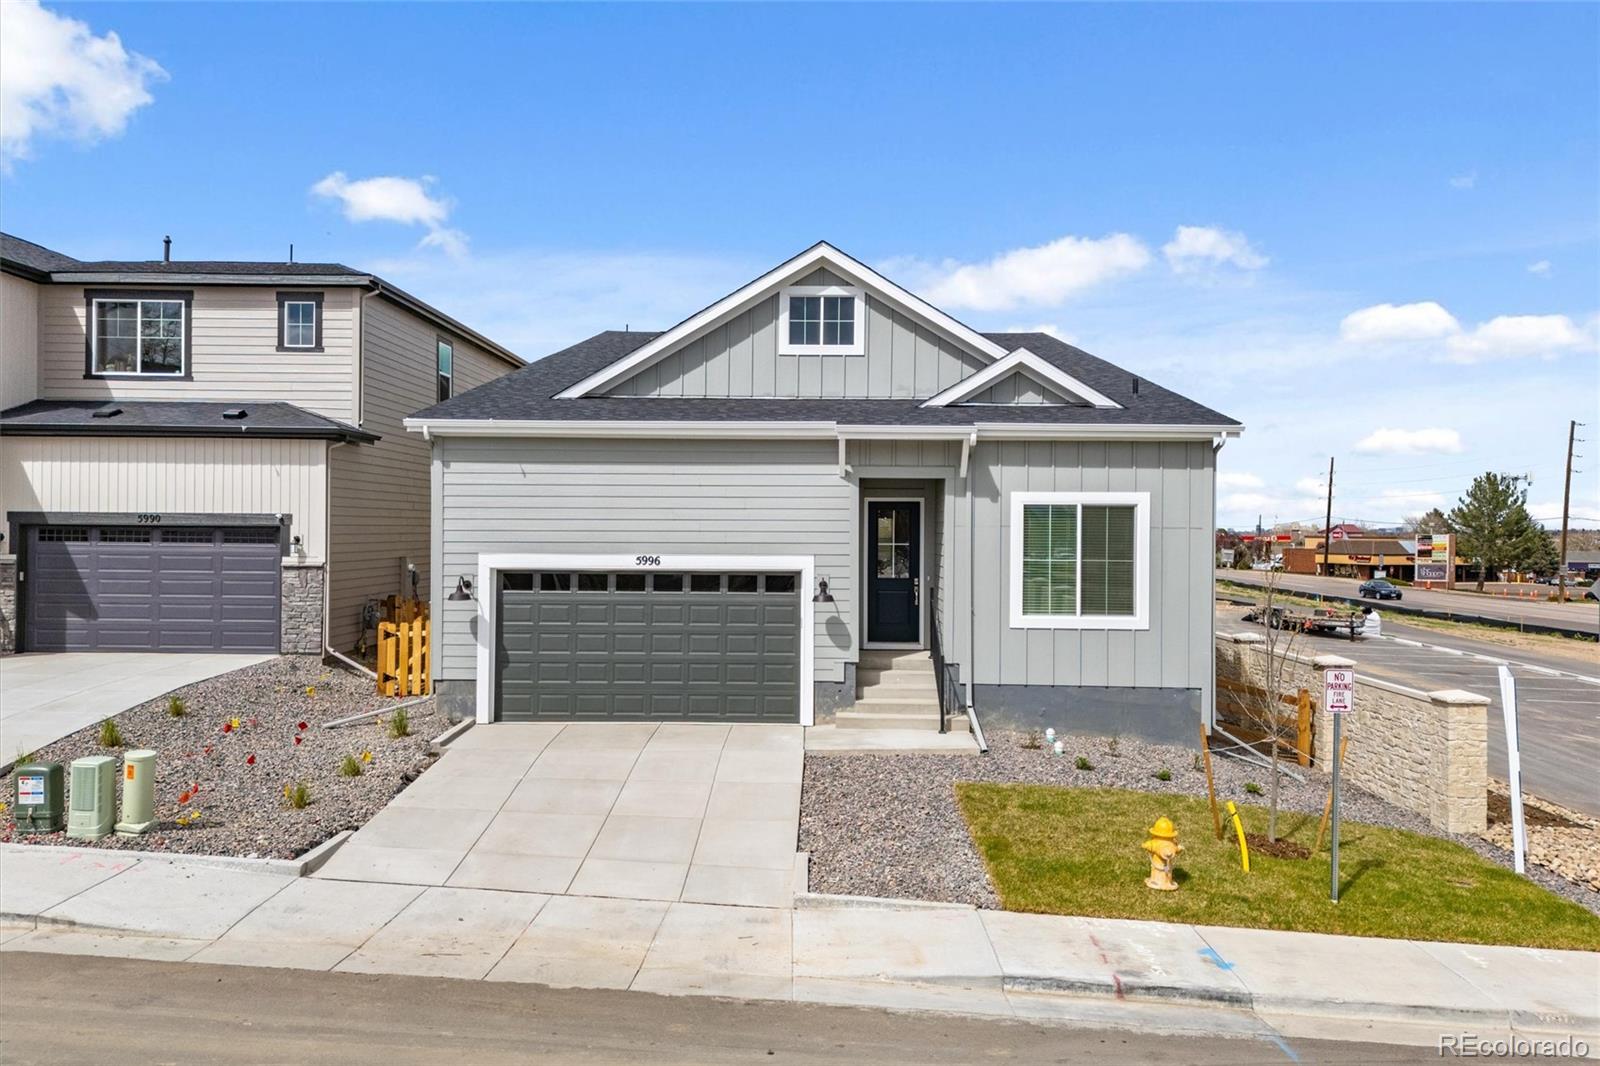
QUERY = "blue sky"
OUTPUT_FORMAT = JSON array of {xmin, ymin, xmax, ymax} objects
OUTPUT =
[{"xmin": 4, "ymin": 2, "xmax": 1597, "ymax": 529}]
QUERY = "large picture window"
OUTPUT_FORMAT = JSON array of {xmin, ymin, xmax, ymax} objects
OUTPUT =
[
  {"xmin": 90, "ymin": 295, "xmax": 188, "ymax": 376},
  {"xmin": 1009, "ymin": 491, "xmax": 1149, "ymax": 629}
]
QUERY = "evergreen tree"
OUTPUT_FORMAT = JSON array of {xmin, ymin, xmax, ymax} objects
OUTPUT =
[
  {"xmin": 1520, "ymin": 531, "xmax": 1561, "ymax": 577},
  {"xmin": 1448, "ymin": 473, "xmax": 1545, "ymax": 590}
]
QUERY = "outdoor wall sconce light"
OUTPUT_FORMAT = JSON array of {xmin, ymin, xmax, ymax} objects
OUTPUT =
[
  {"xmin": 813, "ymin": 576, "xmax": 834, "ymax": 603},
  {"xmin": 448, "ymin": 576, "xmax": 475, "ymax": 601}
]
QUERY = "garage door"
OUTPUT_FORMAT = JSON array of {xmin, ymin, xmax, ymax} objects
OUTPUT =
[
  {"xmin": 26, "ymin": 525, "xmax": 282, "ymax": 653},
  {"xmin": 496, "ymin": 570, "xmax": 800, "ymax": 722}
]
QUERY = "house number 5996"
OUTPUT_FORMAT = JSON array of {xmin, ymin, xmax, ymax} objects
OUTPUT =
[{"xmin": 635, "ymin": 555, "xmax": 661, "ymax": 567}]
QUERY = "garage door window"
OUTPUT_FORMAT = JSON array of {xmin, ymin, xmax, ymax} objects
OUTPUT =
[
  {"xmin": 578, "ymin": 573, "xmax": 609, "ymax": 592},
  {"xmin": 652, "ymin": 574, "xmax": 684, "ymax": 591},
  {"xmin": 728, "ymin": 575, "xmax": 758, "ymax": 593},
  {"xmin": 38, "ymin": 527, "xmax": 88, "ymax": 543},
  {"xmin": 101, "ymin": 528, "xmax": 152, "ymax": 544},
  {"xmin": 161, "ymin": 528, "xmax": 214, "ymax": 544},
  {"xmin": 690, "ymin": 574, "xmax": 721, "ymax": 593},
  {"xmin": 223, "ymin": 528, "xmax": 278, "ymax": 545},
  {"xmin": 615, "ymin": 573, "xmax": 646, "ymax": 592},
  {"xmin": 540, "ymin": 573, "xmax": 571, "ymax": 592},
  {"xmin": 765, "ymin": 574, "xmax": 796, "ymax": 592}
]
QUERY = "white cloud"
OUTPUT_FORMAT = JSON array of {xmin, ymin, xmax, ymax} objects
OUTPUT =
[
  {"xmin": 1449, "ymin": 171, "xmax": 1477, "ymax": 190},
  {"xmin": 911, "ymin": 233, "xmax": 1151, "ymax": 311},
  {"xmin": 1443, "ymin": 314, "xmax": 1589, "ymax": 363},
  {"xmin": 1294, "ymin": 476, "xmax": 1328, "ymax": 497},
  {"xmin": 1162, "ymin": 225, "xmax": 1268, "ymax": 274},
  {"xmin": 0, "ymin": 0, "xmax": 166, "ymax": 169},
  {"xmin": 1221, "ymin": 491, "xmax": 1273, "ymax": 512},
  {"xmin": 1354, "ymin": 427, "xmax": 1464, "ymax": 455},
  {"xmin": 311, "ymin": 171, "xmax": 466, "ymax": 257},
  {"xmin": 1340, "ymin": 301, "xmax": 1460, "ymax": 344},
  {"xmin": 1217, "ymin": 471, "xmax": 1265, "ymax": 490},
  {"xmin": 1527, "ymin": 260, "xmax": 1552, "ymax": 277}
]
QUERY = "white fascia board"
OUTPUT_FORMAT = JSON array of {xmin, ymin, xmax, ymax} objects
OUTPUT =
[
  {"xmin": 922, "ymin": 348, "xmax": 1121, "ymax": 409},
  {"xmin": 404, "ymin": 417, "xmax": 1241, "ymax": 442},
  {"xmin": 554, "ymin": 241, "xmax": 1009, "ymax": 398},
  {"xmin": 53, "ymin": 272, "xmax": 369, "ymax": 287}
]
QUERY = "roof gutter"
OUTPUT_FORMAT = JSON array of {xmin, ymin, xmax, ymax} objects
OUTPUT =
[
  {"xmin": 49, "ymin": 272, "xmax": 364, "ymax": 286},
  {"xmin": 403, "ymin": 418, "xmax": 1244, "ymax": 443}
]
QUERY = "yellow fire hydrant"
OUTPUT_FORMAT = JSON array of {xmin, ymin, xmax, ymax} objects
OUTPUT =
[{"xmin": 1142, "ymin": 816, "xmax": 1184, "ymax": 891}]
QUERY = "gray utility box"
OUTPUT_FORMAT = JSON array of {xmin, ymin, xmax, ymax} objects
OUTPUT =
[{"xmin": 13, "ymin": 762, "xmax": 65, "ymax": 834}]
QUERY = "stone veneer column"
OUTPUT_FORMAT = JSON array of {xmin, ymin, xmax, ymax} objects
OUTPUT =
[
  {"xmin": 1424, "ymin": 688, "xmax": 1490, "ymax": 834},
  {"xmin": 0, "ymin": 555, "xmax": 16, "ymax": 654},
  {"xmin": 279, "ymin": 562, "xmax": 325, "ymax": 655}
]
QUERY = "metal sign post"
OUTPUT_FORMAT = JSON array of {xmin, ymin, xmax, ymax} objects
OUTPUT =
[
  {"xmin": 1324, "ymin": 667, "xmax": 1355, "ymax": 903},
  {"xmin": 1497, "ymin": 665, "xmax": 1527, "ymax": 874}
]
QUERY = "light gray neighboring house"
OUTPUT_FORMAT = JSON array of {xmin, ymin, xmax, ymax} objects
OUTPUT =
[
  {"xmin": 0, "ymin": 233, "xmax": 521, "ymax": 658},
  {"xmin": 408, "ymin": 243, "xmax": 1242, "ymax": 743}
]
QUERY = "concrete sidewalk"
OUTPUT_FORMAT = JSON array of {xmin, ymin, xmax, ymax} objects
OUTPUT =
[{"xmin": 3, "ymin": 844, "xmax": 1595, "ymax": 1051}]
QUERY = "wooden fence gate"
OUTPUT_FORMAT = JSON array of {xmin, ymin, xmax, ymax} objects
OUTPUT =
[{"xmin": 376, "ymin": 597, "xmax": 431, "ymax": 697}]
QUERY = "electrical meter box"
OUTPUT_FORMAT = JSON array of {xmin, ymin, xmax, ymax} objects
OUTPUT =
[
  {"xmin": 66, "ymin": 756, "xmax": 116, "ymax": 840},
  {"xmin": 12, "ymin": 762, "xmax": 65, "ymax": 833}
]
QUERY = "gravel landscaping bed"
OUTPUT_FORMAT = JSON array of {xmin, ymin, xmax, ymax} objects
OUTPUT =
[
  {"xmin": 800, "ymin": 729, "xmax": 1600, "ymax": 915},
  {"xmin": 1, "ymin": 657, "xmax": 445, "ymax": 860}
]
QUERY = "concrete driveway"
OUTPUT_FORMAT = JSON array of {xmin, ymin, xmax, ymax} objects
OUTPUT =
[
  {"xmin": 0, "ymin": 652, "xmax": 276, "ymax": 762},
  {"xmin": 315, "ymin": 722, "xmax": 804, "ymax": 909}
]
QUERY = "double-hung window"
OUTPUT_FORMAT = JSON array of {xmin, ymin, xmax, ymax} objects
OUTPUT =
[
  {"xmin": 777, "ymin": 285, "xmax": 865, "ymax": 355},
  {"xmin": 437, "ymin": 337, "xmax": 454, "ymax": 401},
  {"xmin": 89, "ymin": 293, "xmax": 189, "ymax": 376},
  {"xmin": 276, "ymin": 291, "xmax": 323, "ymax": 351},
  {"xmin": 1009, "ymin": 491, "xmax": 1149, "ymax": 629}
]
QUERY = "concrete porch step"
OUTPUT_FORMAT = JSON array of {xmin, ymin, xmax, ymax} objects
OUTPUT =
[
  {"xmin": 859, "ymin": 650, "xmax": 934, "ymax": 672},
  {"xmin": 856, "ymin": 668, "xmax": 938, "ymax": 690},
  {"xmin": 858, "ymin": 681, "xmax": 940, "ymax": 702},
  {"xmin": 834, "ymin": 709, "xmax": 970, "ymax": 733}
]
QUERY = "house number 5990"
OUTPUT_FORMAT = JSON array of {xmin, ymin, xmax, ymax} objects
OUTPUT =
[{"xmin": 635, "ymin": 555, "xmax": 661, "ymax": 567}]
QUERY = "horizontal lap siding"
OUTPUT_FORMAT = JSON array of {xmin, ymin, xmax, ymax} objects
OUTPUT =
[
  {"xmin": 605, "ymin": 294, "xmax": 987, "ymax": 399},
  {"xmin": 971, "ymin": 440, "xmax": 1214, "ymax": 719},
  {"xmin": 37, "ymin": 285, "xmax": 357, "ymax": 422},
  {"xmin": 3, "ymin": 274, "xmax": 40, "ymax": 410},
  {"xmin": 0, "ymin": 436, "xmax": 328, "ymax": 557},
  {"xmin": 326, "ymin": 299, "xmax": 512, "ymax": 651},
  {"xmin": 437, "ymin": 437, "xmax": 855, "ymax": 685}
]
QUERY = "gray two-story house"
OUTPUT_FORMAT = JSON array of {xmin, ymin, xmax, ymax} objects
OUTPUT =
[
  {"xmin": 407, "ymin": 243, "xmax": 1241, "ymax": 743},
  {"xmin": 0, "ymin": 233, "xmax": 521, "ymax": 658}
]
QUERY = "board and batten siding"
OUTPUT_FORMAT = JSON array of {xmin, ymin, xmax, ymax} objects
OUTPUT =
[
  {"xmin": 3, "ymin": 273, "xmax": 41, "ymax": 412},
  {"xmin": 605, "ymin": 284, "xmax": 988, "ymax": 400},
  {"xmin": 325, "ymin": 297, "xmax": 512, "ymax": 651},
  {"xmin": 434, "ymin": 437, "xmax": 856, "ymax": 687},
  {"xmin": 968, "ymin": 373, "xmax": 1073, "ymax": 405},
  {"xmin": 968, "ymin": 440, "xmax": 1216, "ymax": 719},
  {"xmin": 0, "ymin": 435, "xmax": 329, "ymax": 558},
  {"xmin": 36, "ymin": 285, "xmax": 357, "ymax": 423}
]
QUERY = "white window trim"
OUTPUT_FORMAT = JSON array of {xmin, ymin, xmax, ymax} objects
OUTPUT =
[
  {"xmin": 776, "ymin": 284, "xmax": 866, "ymax": 356},
  {"xmin": 281, "ymin": 300, "xmax": 318, "ymax": 349},
  {"xmin": 474, "ymin": 553, "xmax": 816, "ymax": 726},
  {"xmin": 1008, "ymin": 491, "xmax": 1150, "ymax": 631},
  {"xmin": 437, "ymin": 337, "xmax": 454, "ymax": 399},
  {"xmin": 90, "ymin": 297, "xmax": 187, "ymax": 377}
]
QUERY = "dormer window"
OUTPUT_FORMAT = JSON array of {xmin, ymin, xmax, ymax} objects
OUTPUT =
[
  {"xmin": 87, "ymin": 290, "xmax": 191, "ymax": 377},
  {"xmin": 276, "ymin": 291, "xmax": 324, "ymax": 352},
  {"xmin": 778, "ymin": 285, "xmax": 865, "ymax": 355}
]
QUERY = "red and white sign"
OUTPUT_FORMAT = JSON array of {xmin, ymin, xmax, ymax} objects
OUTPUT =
[{"xmin": 1324, "ymin": 668, "xmax": 1355, "ymax": 716}]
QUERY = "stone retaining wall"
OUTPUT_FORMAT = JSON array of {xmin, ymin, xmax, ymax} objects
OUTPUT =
[
  {"xmin": 0, "ymin": 555, "xmax": 15, "ymax": 655},
  {"xmin": 1216, "ymin": 632, "xmax": 1488, "ymax": 834}
]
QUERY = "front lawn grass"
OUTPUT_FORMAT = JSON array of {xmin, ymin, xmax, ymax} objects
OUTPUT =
[{"xmin": 955, "ymin": 782, "xmax": 1600, "ymax": 950}]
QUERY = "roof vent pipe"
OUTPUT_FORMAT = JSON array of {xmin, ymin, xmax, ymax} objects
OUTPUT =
[
  {"xmin": 1132, "ymin": 377, "xmax": 1140, "ymax": 394},
  {"xmin": 162, "ymin": 235, "xmax": 171, "ymax": 263}
]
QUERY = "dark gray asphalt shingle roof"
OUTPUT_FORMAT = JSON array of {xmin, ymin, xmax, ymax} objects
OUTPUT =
[
  {"xmin": 0, "ymin": 234, "xmax": 82, "ymax": 277},
  {"xmin": 0, "ymin": 400, "xmax": 378, "ymax": 444},
  {"xmin": 1, "ymin": 233, "xmax": 360, "ymax": 278},
  {"xmin": 410, "ymin": 330, "xmax": 1240, "ymax": 428}
]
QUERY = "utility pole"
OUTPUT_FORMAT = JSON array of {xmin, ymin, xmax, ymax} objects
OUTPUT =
[
  {"xmin": 1558, "ymin": 420, "xmax": 1583, "ymax": 603},
  {"xmin": 1321, "ymin": 457, "xmax": 1335, "ymax": 593}
]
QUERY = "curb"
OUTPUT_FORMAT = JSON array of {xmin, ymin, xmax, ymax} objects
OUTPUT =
[
  {"xmin": 0, "ymin": 831, "xmax": 351, "ymax": 879},
  {"xmin": 428, "ymin": 719, "xmax": 474, "ymax": 754},
  {"xmin": 794, "ymin": 890, "xmax": 977, "ymax": 912},
  {"xmin": 1001, "ymin": 973, "xmax": 1252, "ymax": 1009}
]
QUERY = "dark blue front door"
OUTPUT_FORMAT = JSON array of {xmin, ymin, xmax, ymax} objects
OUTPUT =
[{"xmin": 867, "ymin": 501, "xmax": 920, "ymax": 644}]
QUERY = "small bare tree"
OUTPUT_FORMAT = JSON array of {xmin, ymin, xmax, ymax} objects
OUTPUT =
[{"xmin": 1245, "ymin": 568, "xmax": 1302, "ymax": 842}]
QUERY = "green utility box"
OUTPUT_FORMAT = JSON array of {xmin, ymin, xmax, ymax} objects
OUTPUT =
[
  {"xmin": 116, "ymin": 749, "xmax": 157, "ymax": 836},
  {"xmin": 12, "ymin": 762, "xmax": 65, "ymax": 834},
  {"xmin": 67, "ymin": 756, "xmax": 116, "ymax": 841}
]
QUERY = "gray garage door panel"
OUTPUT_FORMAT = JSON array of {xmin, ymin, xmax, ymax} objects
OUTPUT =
[
  {"xmin": 496, "ymin": 571, "xmax": 800, "ymax": 723},
  {"xmin": 26, "ymin": 525, "xmax": 281, "ymax": 653}
]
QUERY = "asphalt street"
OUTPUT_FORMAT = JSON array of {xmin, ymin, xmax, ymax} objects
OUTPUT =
[
  {"xmin": 1218, "ymin": 569, "xmax": 1600, "ymax": 636},
  {"xmin": 1216, "ymin": 603, "xmax": 1600, "ymax": 817},
  {"xmin": 0, "ymin": 952, "xmax": 1441, "ymax": 1066}
]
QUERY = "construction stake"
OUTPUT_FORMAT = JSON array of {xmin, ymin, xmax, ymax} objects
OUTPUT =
[{"xmin": 1200, "ymin": 721, "xmax": 1222, "ymax": 841}]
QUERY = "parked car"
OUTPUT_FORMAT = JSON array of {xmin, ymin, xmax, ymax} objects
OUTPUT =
[{"xmin": 1359, "ymin": 579, "xmax": 1403, "ymax": 600}]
